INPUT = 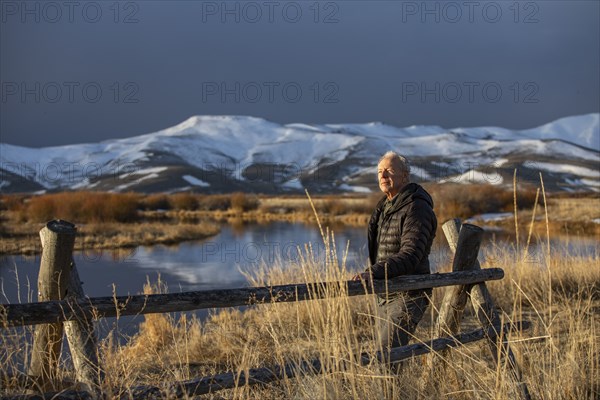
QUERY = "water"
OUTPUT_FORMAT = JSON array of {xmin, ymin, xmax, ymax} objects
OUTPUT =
[
  {"xmin": 2, "ymin": 222, "xmax": 597, "ymax": 303},
  {"xmin": 0, "ymin": 221, "xmax": 368, "ymax": 339},
  {"xmin": 1, "ymin": 221, "xmax": 597, "ymax": 337},
  {"xmin": 0, "ymin": 222, "xmax": 367, "ymax": 304}
]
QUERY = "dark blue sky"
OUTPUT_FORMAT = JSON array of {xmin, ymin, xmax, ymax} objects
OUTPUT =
[{"xmin": 1, "ymin": 0, "xmax": 599, "ymax": 147}]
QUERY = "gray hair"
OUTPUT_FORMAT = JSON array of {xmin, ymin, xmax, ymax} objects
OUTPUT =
[{"xmin": 378, "ymin": 151, "xmax": 411, "ymax": 175}]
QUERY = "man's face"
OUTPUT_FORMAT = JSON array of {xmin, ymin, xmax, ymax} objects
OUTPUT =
[{"xmin": 378, "ymin": 157, "xmax": 406, "ymax": 199}]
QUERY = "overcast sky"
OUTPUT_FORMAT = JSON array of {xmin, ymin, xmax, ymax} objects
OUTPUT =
[{"xmin": 1, "ymin": 0, "xmax": 599, "ymax": 147}]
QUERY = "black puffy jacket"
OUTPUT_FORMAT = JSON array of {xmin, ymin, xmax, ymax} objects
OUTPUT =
[{"xmin": 367, "ymin": 183, "xmax": 437, "ymax": 279}]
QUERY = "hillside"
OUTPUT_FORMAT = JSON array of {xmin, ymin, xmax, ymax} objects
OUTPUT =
[{"xmin": 1, "ymin": 114, "xmax": 598, "ymax": 193}]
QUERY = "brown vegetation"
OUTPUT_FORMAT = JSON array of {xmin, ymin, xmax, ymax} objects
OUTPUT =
[
  {"xmin": 167, "ymin": 193, "xmax": 198, "ymax": 211},
  {"xmin": 424, "ymin": 183, "xmax": 540, "ymax": 222},
  {"xmin": 0, "ymin": 186, "xmax": 598, "ymax": 398},
  {"xmin": 1, "ymin": 185, "xmax": 597, "ymax": 255},
  {"xmin": 1, "ymin": 231, "xmax": 597, "ymax": 399},
  {"xmin": 0, "ymin": 222, "xmax": 220, "ymax": 255},
  {"xmin": 140, "ymin": 193, "xmax": 171, "ymax": 211},
  {"xmin": 230, "ymin": 192, "xmax": 259, "ymax": 212},
  {"xmin": 0, "ymin": 192, "xmax": 224, "ymax": 254},
  {"xmin": 14, "ymin": 192, "xmax": 141, "ymax": 223}
]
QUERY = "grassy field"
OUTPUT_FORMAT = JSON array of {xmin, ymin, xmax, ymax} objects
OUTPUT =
[{"xmin": 1, "ymin": 192, "xmax": 599, "ymax": 399}]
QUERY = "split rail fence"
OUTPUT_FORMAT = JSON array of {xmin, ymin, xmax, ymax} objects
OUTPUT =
[{"xmin": 1, "ymin": 219, "xmax": 531, "ymax": 400}]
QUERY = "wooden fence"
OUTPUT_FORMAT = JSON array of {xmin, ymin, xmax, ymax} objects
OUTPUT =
[{"xmin": 0, "ymin": 219, "xmax": 531, "ymax": 400}]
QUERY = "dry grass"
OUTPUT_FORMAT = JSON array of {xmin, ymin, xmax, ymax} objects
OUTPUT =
[
  {"xmin": 1, "ymin": 202, "xmax": 599, "ymax": 399},
  {"xmin": 8, "ymin": 240, "xmax": 594, "ymax": 399},
  {"xmin": 424, "ymin": 183, "xmax": 540, "ymax": 223},
  {"xmin": 0, "ymin": 192, "xmax": 231, "ymax": 254},
  {"xmin": 100, "ymin": 236, "xmax": 599, "ymax": 399},
  {"xmin": 0, "ymin": 222, "xmax": 220, "ymax": 255},
  {"xmin": 470, "ymin": 196, "xmax": 600, "ymax": 237},
  {"xmin": 1, "ymin": 184, "xmax": 599, "ymax": 398},
  {"xmin": 1, "ymin": 187, "xmax": 596, "ymax": 256},
  {"xmin": 547, "ymin": 197, "xmax": 600, "ymax": 221}
]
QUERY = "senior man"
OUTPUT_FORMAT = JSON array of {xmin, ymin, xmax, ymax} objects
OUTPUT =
[{"xmin": 353, "ymin": 151, "xmax": 437, "ymax": 350}]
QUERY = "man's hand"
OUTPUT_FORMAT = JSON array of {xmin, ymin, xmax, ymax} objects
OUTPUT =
[{"xmin": 352, "ymin": 271, "xmax": 371, "ymax": 282}]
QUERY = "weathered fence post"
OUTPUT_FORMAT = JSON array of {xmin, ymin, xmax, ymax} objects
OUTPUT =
[
  {"xmin": 433, "ymin": 220, "xmax": 483, "ymax": 339},
  {"xmin": 64, "ymin": 262, "xmax": 103, "ymax": 397},
  {"xmin": 442, "ymin": 219, "xmax": 531, "ymax": 400},
  {"xmin": 28, "ymin": 220, "xmax": 77, "ymax": 391},
  {"xmin": 420, "ymin": 220, "xmax": 483, "ymax": 390}
]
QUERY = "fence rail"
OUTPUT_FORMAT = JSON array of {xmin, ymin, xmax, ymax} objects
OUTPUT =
[{"xmin": 2, "ymin": 269, "xmax": 504, "ymax": 327}]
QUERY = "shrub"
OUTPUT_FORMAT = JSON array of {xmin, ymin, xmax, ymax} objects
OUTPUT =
[
  {"xmin": 424, "ymin": 183, "xmax": 539, "ymax": 222},
  {"xmin": 230, "ymin": 192, "xmax": 259, "ymax": 212},
  {"xmin": 169, "ymin": 193, "xmax": 198, "ymax": 210},
  {"xmin": 1, "ymin": 195, "xmax": 28, "ymax": 221},
  {"xmin": 105, "ymin": 193, "xmax": 140, "ymax": 222},
  {"xmin": 195, "ymin": 195, "xmax": 227, "ymax": 211},
  {"xmin": 321, "ymin": 199, "xmax": 347, "ymax": 216},
  {"xmin": 142, "ymin": 194, "xmax": 171, "ymax": 211},
  {"xmin": 27, "ymin": 195, "xmax": 56, "ymax": 222},
  {"xmin": 23, "ymin": 192, "xmax": 141, "ymax": 223}
]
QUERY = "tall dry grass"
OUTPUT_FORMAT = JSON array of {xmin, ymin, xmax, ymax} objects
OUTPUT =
[
  {"xmin": 93, "ymin": 229, "xmax": 597, "ymax": 399},
  {"xmin": 1, "ymin": 189, "xmax": 598, "ymax": 399},
  {"xmin": 1, "ymin": 251, "xmax": 598, "ymax": 398}
]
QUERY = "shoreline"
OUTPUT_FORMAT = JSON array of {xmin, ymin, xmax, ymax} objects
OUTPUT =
[
  {"xmin": 0, "ymin": 221, "xmax": 221, "ymax": 256},
  {"xmin": 1, "ymin": 209, "xmax": 598, "ymax": 256},
  {"xmin": 1, "ymin": 194, "xmax": 598, "ymax": 256}
]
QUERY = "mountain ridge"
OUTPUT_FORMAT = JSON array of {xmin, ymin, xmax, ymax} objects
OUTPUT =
[{"xmin": 1, "ymin": 113, "xmax": 598, "ymax": 194}]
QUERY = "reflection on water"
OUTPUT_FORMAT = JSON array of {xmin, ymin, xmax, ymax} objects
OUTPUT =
[
  {"xmin": 2, "ymin": 222, "xmax": 598, "ymax": 304},
  {"xmin": 1, "ymin": 221, "xmax": 597, "ymax": 337},
  {"xmin": 0, "ymin": 222, "xmax": 368, "ymax": 304}
]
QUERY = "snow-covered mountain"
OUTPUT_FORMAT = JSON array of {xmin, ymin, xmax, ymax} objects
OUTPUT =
[{"xmin": 1, "ymin": 114, "xmax": 598, "ymax": 194}]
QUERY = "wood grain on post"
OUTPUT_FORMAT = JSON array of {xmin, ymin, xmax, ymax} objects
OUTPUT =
[
  {"xmin": 422, "ymin": 219, "xmax": 483, "ymax": 388},
  {"xmin": 28, "ymin": 220, "xmax": 77, "ymax": 392},
  {"xmin": 434, "ymin": 220, "xmax": 484, "ymax": 337},
  {"xmin": 442, "ymin": 220, "xmax": 531, "ymax": 400},
  {"xmin": 63, "ymin": 263, "xmax": 103, "ymax": 397}
]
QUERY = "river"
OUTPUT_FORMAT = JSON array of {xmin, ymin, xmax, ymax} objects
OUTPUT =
[{"xmin": 1, "ymin": 221, "xmax": 597, "ymax": 337}]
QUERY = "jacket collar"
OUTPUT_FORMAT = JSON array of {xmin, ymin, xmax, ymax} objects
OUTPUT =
[{"xmin": 378, "ymin": 182, "xmax": 434, "ymax": 213}]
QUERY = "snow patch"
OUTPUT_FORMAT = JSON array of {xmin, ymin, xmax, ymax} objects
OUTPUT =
[
  {"xmin": 182, "ymin": 175, "xmax": 210, "ymax": 187},
  {"xmin": 440, "ymin": 170, "xmax": 504, "ymax": 185},
  {"xmin": 120, "ymin": 166, "xmax": 168, "ymax": 179},
  {"xmin": 410, "ymin": 166, "xmax": 431, "ymax": 180},
  {"xmin": 338, "ymin": 184, "xmax": 371, "ymax": 193},
  {"xmin": 282, "ymin": 178, "xmax": 303, "ymax": 190},
  {"xmin": 113, "ymin": 173, "xmax": 160, "ymax": 191},
  {"xmin": 580, "ymin": 178, "xmax": 600, "ymax": 187},
  {"xmin": 465, "ymin": 213, "xmax": 513, "ymax": 225},
  {"xmin": 534, "ymin": 162, "xmax": 600, "ymax": 178}
]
